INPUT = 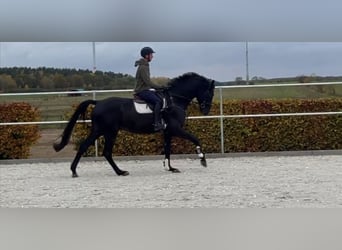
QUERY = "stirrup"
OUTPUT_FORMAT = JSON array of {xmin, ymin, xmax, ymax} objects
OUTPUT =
[{"xmin": 154, "ymin": 120, "xmax": 166, "ymax": 131}]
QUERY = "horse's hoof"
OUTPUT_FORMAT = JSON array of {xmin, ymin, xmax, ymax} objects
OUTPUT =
[
  {"xmin": 170, "ymin": 168, "xmax": 181, "ymax": 173},
  {"xmin": 120, "ymin": 171, "xmax": 129, "ymax": 176},
  {"xmin": 200, "ymin": 158, "xmax": 207, "ymax": 167},
  {"xmin": 53, "ymin": 142, "xmax": 63, "ymax": 152}
]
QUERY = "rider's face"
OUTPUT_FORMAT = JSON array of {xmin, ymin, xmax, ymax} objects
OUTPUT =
[{"xmin": 146, "ymin": 53, "xmax": 154, "ymax": 62}]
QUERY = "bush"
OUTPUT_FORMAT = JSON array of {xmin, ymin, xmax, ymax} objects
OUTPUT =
[
  {"xmin": 222, "ymin": 99, "xmax": 342, "ymax": 152},
  {"xmin": 69, "ymin": 98, "xmax": 342, "ymax": 156},
  {"xmin": 0, "ymin": 102, "xmax": 40, "ymax": 159}
]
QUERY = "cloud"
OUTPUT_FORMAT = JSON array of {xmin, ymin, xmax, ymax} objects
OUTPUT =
[{"xmin": 1, "ymin": 42, "xmax": 342, "ymax": 81}]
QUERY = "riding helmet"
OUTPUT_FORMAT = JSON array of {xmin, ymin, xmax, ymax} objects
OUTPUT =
[{"xmin": 140, "ymin": 47, "xmax": 155, "ymax": 58}]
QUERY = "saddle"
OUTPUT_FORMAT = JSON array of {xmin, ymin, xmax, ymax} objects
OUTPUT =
[
  {"xmin": 133, "ymin": 98, "xmax": 155, "ymax": 114},
  {"xmin": 133, "ymin": 90, "xmax": 169, "ymax": 114}
]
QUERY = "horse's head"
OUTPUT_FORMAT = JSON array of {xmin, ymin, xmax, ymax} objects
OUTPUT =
[
  {"xmin": 196, "ymin": 78, "xmax": 215, "ymax": 115},
  {"xmin": 168, "ymin": 72, "xmax": 216, "ymax": 114}
]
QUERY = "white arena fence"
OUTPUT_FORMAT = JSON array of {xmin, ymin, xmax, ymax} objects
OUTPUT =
[{"xmin": 1, "ymin": 82, "xmax": 342, "ymax": 155}]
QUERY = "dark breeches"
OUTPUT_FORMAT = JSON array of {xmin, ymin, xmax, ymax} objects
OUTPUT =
[{"xmin": 136, "ymin": 90, "xmax": 162, "ymax": 107}]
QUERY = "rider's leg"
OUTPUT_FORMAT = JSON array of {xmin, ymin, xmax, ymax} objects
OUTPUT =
[
  {"xmin": 153, "ymin": 101, "xmax": 165, "ymax": 131},
  {"xmin": 136, "ymin": 90, "xmax": 164, "ymax": 131}
]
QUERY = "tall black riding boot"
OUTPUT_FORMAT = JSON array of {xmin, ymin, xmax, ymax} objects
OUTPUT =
[{"xmin": 153, "ymin": 102, "xmax": 165, "ymax": 131}]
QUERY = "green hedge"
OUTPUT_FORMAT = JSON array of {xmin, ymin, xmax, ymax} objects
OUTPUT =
[
  {"xmin": 0, "ymin": 102, "xmax": 40, "ymax": 159},
  {"xmin": 221, "ymin": 99, "xmax": 342, "ymax": 152},
  {"xmin": 70, "ymin": 98, "xmax": 342, "ymax": 156}
]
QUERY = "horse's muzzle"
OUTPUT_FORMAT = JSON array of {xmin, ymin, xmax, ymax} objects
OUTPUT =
[{"xmin": 200, "ymin": 103, "xmax": 211, "ymax": 115}]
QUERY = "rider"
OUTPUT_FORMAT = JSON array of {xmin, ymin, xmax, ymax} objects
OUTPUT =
[{"xmin": 134, "ymin": 46, "xmax": 165, "ymax": 131}]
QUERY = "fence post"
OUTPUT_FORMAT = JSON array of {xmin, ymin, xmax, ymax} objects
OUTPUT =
[
  {"xmin": 93, "ymin": 91, "xmax": 98, "ymax": 157},
  {"xmin": 219, "ymin": 88, "xmax": 224, "ymax": 154}
]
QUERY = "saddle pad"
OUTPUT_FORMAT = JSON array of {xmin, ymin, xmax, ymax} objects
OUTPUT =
[{"xmin": 133, "ymin": 101, "xmax": 153, "ymax": 114}]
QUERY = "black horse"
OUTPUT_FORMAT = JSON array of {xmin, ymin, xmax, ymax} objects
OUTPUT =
[{"xmin": 53, "ymin": 72, "xmax": 215, "ymax": 177}]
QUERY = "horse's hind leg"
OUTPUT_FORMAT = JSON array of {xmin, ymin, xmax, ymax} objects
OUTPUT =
[
  {"xmin": 103, "ymin": 132, "xmax": 129, "ymax": 176},
  {"xmin": 70, "ymin": 131, "xmax": 98, "ymax": 178}
]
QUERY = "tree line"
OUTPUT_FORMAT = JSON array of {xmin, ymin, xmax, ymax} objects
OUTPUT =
[
  {"xmin": 1, "ymin": 67, "xmax": 342, "ymax": 92},
  {"xmin": 0, "ymin": 67, "xmax": 136, "ymax": 92}
]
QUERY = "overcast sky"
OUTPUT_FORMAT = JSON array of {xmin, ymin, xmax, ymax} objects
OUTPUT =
[
  {"xmin": 1, "ymin": 1, "xmax": 342, "ymax": 81},
  {"xmin": 1, "ymin": 42, "xmax": 342, "ymax": 81}
]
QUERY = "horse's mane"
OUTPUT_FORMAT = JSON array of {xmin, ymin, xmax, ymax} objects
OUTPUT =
[{"xmin": 168, "ymin": 72, "xmax": 205, "ymax": 87}]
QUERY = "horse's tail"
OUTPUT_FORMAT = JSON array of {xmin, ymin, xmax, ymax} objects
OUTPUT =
[{"xmin": 53, "ymin": 100, "xmax": 97, "ymax": 152}]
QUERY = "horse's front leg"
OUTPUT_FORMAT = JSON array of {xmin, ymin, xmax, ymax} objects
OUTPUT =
[
  {"xmin": 196, "ymin": 146, "xmax": 207, "ymax": 167},
  {"xmin": 163, "ymin": 131, "xmax": 180, "ymax": 173},
  {"xmin": 172, "ymin": 127, "xmax": 207, "ymax": 167}
]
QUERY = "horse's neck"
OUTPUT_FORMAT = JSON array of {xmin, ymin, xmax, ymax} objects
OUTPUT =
[
  {"xmin": 168, "ymin": 78, "xmax": 198, "ymax": 110},
  {"xmin": 170, "ymin": 93, "xmax": 192, "ymax": 111}
]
